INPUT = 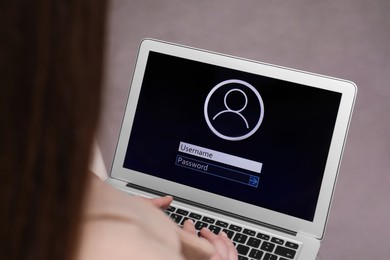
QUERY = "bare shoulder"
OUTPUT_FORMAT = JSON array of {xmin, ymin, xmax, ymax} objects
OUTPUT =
[
  {"xmin": 75, "ymin": 174, "xmax": 184, "ymax": 260},
  {"xmin": 76, "ymin": 216, "xmax": 184, "ymax": 260}
]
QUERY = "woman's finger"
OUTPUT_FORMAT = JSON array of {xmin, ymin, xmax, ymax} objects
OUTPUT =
[
  {"xmin": 137, "ymin": 195, "xmax": 173, "ymax": 210},
  {"xmin": 199, "ymin": 228, "xmax": 229, "ymax": 259},
  {"xmin": 200, "ymin": 228, "xmax": 238, "ymax": 260},
  {"xmin": 199, "ymin": 228, "xmax": 219, "ymax": 241},
  {"xmin": 182, "ymin": 219, "xmax": 197, "ymax": 235},
  {"xmin": 178, "ymin": 228, "xmax": 215, "ymax": 260},
  {"xmin": 219, "ymin": 232, "xmax": 238, "ymax": 260}
]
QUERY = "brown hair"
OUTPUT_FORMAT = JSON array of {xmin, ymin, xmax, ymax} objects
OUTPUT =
[{"xmin": 0, "ymin": 0, "xmax": 107, "ymax": 259}]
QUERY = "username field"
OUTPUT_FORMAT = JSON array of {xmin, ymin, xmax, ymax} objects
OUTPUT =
[{"xmin": 178, "ymin": 141, "xmax": 262, "ymax": 173}]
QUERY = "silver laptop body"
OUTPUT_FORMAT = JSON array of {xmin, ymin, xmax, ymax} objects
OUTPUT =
[{"xmin": 106, "ymin": 39, "xmax": 357, "ymax": 260}]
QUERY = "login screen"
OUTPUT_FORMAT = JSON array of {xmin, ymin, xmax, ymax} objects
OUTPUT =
[{"xmin": 123, "ymin": 51, "xmax": 341, "ymax": 221}]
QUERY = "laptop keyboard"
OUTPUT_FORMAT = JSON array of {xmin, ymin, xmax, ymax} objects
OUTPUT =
[{"xmin": 165, "ymin": 205, "xmax": 300, "ymax": 260}]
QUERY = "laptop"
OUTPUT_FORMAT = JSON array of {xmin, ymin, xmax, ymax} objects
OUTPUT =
[{"xmin": 106, "ymin": 38, "xmax": 357, "ymax": 260}]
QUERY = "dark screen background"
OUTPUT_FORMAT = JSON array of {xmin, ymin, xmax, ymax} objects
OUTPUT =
[{"xmin": 123, "ymin": 51, "xmax": 341, "ymax": 221}]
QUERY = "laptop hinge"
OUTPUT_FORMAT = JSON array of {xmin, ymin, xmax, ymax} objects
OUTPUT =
[{"xmin": 125, "ymin": 182, "xmax": 297, "ymax": 237}]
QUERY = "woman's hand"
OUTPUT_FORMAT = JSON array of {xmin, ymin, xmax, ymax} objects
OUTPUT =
[
  {"xmin": 141, "ymin": 195, "xmax": 173, "ymax": 210},
  {"xmin": 141, "ymin": 195, "xmax": 238, "ymax": 260},
  {"xmin": 183, "ymin": 219, "xmax": 238, "ymax": 260}
]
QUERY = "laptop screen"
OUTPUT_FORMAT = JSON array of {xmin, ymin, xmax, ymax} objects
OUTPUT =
[{"xmin": 123, "ymin": 51, "xmax": 342, "ymax": 222}]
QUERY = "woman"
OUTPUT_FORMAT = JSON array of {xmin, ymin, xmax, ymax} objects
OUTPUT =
[{"xmin": 0, "ymin": 1, "xmax": 237, "ymax": 260}]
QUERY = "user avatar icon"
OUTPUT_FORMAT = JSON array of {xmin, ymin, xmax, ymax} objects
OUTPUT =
[
  {"xmin": 204, "ymin": 79, "xmax": 264, "ymax": 141},
  {"xmin": 212, "ymin": 88, "xmax": 250, "ymax": 129}
]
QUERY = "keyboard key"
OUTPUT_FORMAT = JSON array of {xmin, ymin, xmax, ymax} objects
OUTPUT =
[
  {"xmin": 222, "ymin": 229, "xmax": 235, "ymax": 239},
  {"xmin": 243, "ymin": 228, "xmax": 256, "ymax": 236},
  {"xmin": 166, "ymin": 206, "xmax": 176, "ymax": 212},
  {"xmin": 229, "ymin": 224, "xmax": 242, "ymax": 232},
  {"xmin": 236, "ymin": 244, "xmax": 250, "ymax": 256},
  {"xmin": 275, "ymin": 245, "xmax": 296, "ymax": 259},
  {"xmin": 246, "ymin": 237, "xmax": 261, "ymax": 248},
  {"xmin": 215, "ymin": 220, "xmax": 229, "ymax": 228},
  {"xmin": 195, "ymin": 221, "xmax": 208, "ymax": 230},
  {"xmin": 176, "ymin": 208, "xmax": 189, "ymax": 216},
  {"xmin": 271, "ymin": 237, "xmax": 284, "ymax": 245},
  {"xmin": 170, "ymin": 213, "xmax": 183, "ymax": 224},
  {"xmin": 285, "ymin": 241, "xmax": 299, "ymax": 249},
  {"xmin": 249, "ymin": 248, "xmax": 263, "ymax": 260},
  {"xmin": 189, "ymin": 212, "xmax": 202, "ymax": 220},
  {"xmin": 256, "ymin": 232, "xmax": 270, "ymax": 240},
  {"xmin": 202, "ymin": 216, "xmax": 215, "ymax": 224},
  {"xmin": 260, "ymin": 241, "xmax": 275, "ymax": 252},
  {"xmin": 238, "ymin": 256, "xmax": 248, "ymax": 260},
  {"xmin": 233, "ymin": 233, "xmax": 248, "ymax": 244},
  {"xmin": 208, "ymin": 225, "xmax": 221, "ymax": 234},
  {"xmin": 263, "ymin": 253, "xmax": 277, "ymax": 260}
]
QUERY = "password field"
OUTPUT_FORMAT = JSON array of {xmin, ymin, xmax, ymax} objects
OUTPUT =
[{"xmin": 175, "ymin": 155, "xmax": 259, "ymax": 188}]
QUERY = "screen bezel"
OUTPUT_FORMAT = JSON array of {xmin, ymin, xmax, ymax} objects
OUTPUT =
[{"xmin": 110, "ymin": 39, "xmax": 357, "ymax": 239}]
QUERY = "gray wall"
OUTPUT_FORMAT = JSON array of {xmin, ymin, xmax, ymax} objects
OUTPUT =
[{"xmin": 98, "ymin": 1, "xmax": 390, "ymax": 259}]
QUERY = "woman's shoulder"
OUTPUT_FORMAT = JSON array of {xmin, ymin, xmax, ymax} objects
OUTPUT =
[
  {"xmin": 76, "ymin": 213, "xmax": 184, "ymax": 260},
  {"xmin": 75, "ymin": 174, "xmax": 184, "ymax": 260}
]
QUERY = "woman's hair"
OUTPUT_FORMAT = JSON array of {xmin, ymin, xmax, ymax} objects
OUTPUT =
[{"xmin": 1, "ymin": 0, "xmax": 107, "ymax": 259}]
